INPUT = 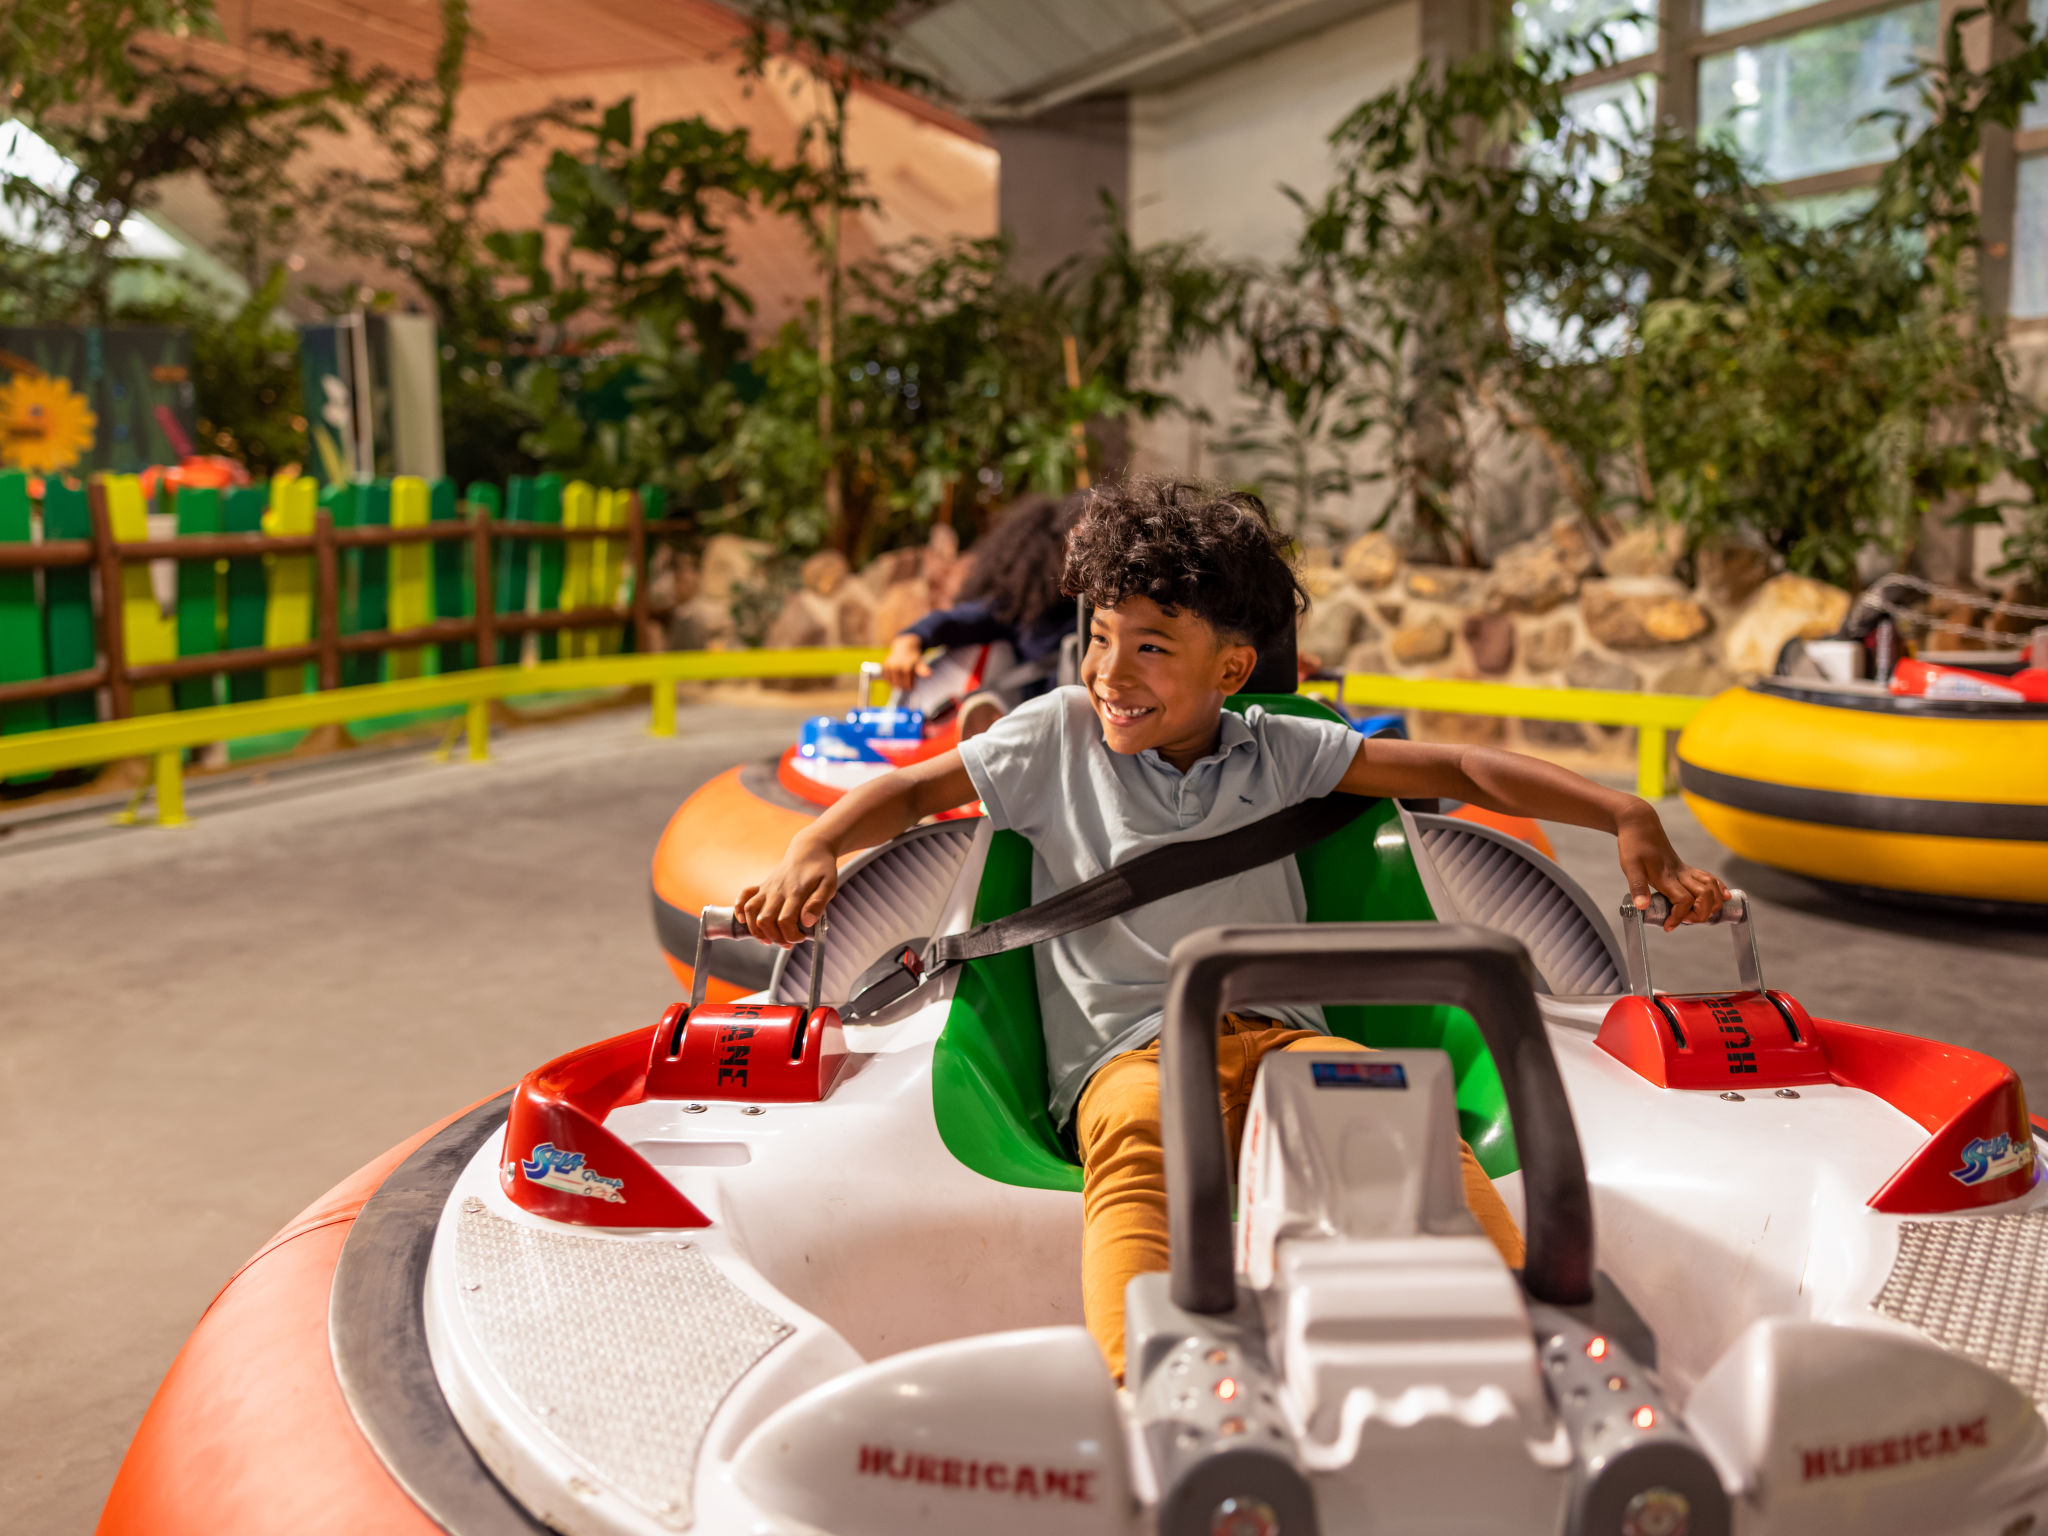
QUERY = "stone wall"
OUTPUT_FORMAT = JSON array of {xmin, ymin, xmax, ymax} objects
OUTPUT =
[
  {"xmin": 1298, "ymin": 519, "xmax": 1852, "ymax": 760},
  {"xmin": 649, "ymin": 529, "xmax": 967, "ymax": 655},
  {"xmin": 644, "ymin": 516, "xmax": 1861, "ymax": 745}
]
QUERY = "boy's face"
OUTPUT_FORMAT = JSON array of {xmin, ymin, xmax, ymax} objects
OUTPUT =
[{"xmin": 1082, "ymin": 596, "xmax": 1258, "ymax": 767}]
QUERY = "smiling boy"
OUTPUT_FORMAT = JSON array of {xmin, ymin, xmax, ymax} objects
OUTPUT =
[{"xmin": 739, "ymin": 478, "xmax": 1727, "ymax": 1379}]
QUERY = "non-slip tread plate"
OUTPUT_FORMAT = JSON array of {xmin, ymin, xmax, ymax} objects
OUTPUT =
[
  {"xmin": 1874, "ymin": 1211, "xmax": 2048, "ymax": 1408},
  {"xmin": 455, "ymin": 1207, "xmax": 792, "ymax": 1530}
]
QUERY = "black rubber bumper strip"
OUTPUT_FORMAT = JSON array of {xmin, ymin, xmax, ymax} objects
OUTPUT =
[
  {"xmin": 1679, "ymin": 760, "xmax": 2048, "ymax": 842},
  {"xmin": 739, "ymin": 754, "xmax": 827, "ymax": 814},
  {"xmin": 1752, "ymin": 678, "xmax": 2048, "ymax": 720},
  {"xmin": 330, "ymin": 1092, "xmax": 548, "ymax": 1535},
  {"xmin": 651, "ymin": 887, "xmax": 780, "ymax": 990}
]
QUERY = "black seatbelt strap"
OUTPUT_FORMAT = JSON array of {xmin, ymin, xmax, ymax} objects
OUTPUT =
[{"xmin": 841, "ymin": 791, "xmax": 1377, "ymax": 1021}]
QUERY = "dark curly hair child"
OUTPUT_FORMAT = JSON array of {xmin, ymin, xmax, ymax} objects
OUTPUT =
[
  {"xmin": 1061, "ymin": 476, "xmax": 1306, "ymax": 653},
  {"xmin": 741, "ymin": 472, "xmax": 1727, "ymax": 1382},
  {"xmin": 881, "ymin": 493, "xmax": 1085, "ymax": 718}
]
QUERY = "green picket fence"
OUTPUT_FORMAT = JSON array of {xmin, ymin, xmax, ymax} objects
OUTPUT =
[{"xmin": 0, "ymin": 468, "xmax": 675, "ymax": 781}]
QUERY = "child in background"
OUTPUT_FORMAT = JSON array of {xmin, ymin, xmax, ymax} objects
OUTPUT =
[
  {"xmin": 744, "ymin": 478, "xmax": 1728, "ymax": 1379},
  {"xmin": 881, "ymin": 493, "xmax": 1083, "ymax": 737}
]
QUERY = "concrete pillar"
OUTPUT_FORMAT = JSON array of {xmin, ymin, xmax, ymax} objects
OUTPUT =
[{"xmin": 991, "ymin": 96, "xmax": 1131, "ymax": 287}]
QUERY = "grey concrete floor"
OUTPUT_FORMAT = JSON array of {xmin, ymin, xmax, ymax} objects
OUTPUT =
[
  {"xmin": 2, "ymin": 708, "xmax": 2043, "ymax": 1534},
  {"xmin": 0, "ymin": 703, "xmax": 813, "ymax": 1536}
]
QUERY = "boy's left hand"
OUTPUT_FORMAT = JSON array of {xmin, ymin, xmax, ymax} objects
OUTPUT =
[{"xmin": 1617, "ymin": 803, "xmax": 1729, "ymax": 931}]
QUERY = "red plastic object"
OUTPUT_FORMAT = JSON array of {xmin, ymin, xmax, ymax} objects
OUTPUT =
[
  {"xmin": 1811, "ymin": 1016, "xmax": 2037, "ymax": 1214},
  {"xmin": 1599, "ymin": 987, "xmax": 2039, "ymax": 1214},
  {"xmin": 1890, "ymin": 656, "xmax": 2048, "ymax": 703},
  {"xmin": 97, "ymin": 1108, "xmax": 487, "ymax": 1536},
  {"xmin": 502, "ymin": 1027, "xmax": 710, "ymax": 1229},
  {"xmin": 646, "ymin": 999, "xmax": 849, "ymax": 1104},
  {"xmin": 1597, "ymin": 991, "xmax": 1831, "ymax": 1090},
  {"xmin": 1449, "ymin": 803, "xmax": 1556, "ymax": 858}
]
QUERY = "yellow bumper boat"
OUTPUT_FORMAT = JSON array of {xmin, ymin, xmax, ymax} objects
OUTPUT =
[{"xmin": 1677, "ymin": 679, "xmax": 2048, "ymax": 909}]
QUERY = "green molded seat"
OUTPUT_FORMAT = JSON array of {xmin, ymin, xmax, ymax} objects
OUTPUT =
[{"xmin": 930, "ymin": 694, "xmax": 1520, "ymax": 1192}]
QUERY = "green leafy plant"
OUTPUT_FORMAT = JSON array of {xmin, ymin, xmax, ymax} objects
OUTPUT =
[
  {"xmin": 736, "ymin": 0, "xmax": 937, "ymax": 542},
  {"xmin": 1285, "ymin": 1, "xmax": 2048, "ymax": 583},
  {"xmin": 484, "ymin": 96, "xmax": 820, "ymax": 498},
  {"xmin": 707, "ymin": 214, "xmax": 1239, "ymax": 562}
]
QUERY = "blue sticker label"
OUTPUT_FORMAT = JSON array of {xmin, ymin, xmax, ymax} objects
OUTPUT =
[
  {"xmin": 521, "ymin": 1142, "xmax": 627, "ymax": 1203},
  {"xmin": 1951, "ymin": 1133, "xmax": 2035, "ymax": 1187},
  {"xmin": 1312, "ymin": 1061, "xmax": 1408, "ymax": 1089}
]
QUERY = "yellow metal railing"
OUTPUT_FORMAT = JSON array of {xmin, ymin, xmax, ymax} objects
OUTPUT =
[
  {"xmin": 1304, "ymin": 673, "xmax": 1704, "ymax": 799},
  {"xmin": 0, "ymin": 647, "xmax": 884, "ymax": 827},
  {"xmin": 0, "ymin": 653, "xmax": 1707, "ymax": 828}
]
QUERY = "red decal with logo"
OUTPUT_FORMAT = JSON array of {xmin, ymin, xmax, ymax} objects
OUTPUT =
[
  {"xmin": 855, "ymin": 1445, "xmax": 1097, "ymax": 1501},
  {"xmin": 1799, "ymin": 1416, "xmax": 1988, "ymax": 1481}
]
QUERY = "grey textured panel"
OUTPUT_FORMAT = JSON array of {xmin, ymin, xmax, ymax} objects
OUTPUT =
[
  {"xmin": 455, "ymin": 1208, "xmax": 792, "ymax": 1530},
  {"xmin": 772, "ymin": 821, "xmax": 978, "ymax": 1004},
  {"xmin": 1874, "ymin": 1212, "xmax": 2048, "ymax": 1408},
  {"xmin": 1411, "ymin": 814, "xmax": 1626, "ymax": 997}
]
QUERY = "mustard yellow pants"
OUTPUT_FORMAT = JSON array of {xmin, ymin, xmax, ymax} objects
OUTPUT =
[{"xmin": 1074, "ymin": 1014, "xmax": 1528, "ymax": 1381}]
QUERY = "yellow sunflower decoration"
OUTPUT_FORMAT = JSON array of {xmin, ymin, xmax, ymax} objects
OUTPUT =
[{"xmin": 0, "ymin": 373, "xmax": 98, "ymax": 476}]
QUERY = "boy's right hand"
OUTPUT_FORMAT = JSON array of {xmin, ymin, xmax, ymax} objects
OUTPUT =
[
  {"xmin": 737, "ymin": 833, "xmax": 838, "ymax": 946},
  {"xmin": 881, "ymin": 632, "xmax": 930, "ymax": 692}
]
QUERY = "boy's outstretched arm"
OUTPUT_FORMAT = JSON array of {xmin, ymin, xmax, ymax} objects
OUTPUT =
[
  {"xmin": 1337, "ymin": 737, "xmax": 1727, "ymax": 931},
  {"xmin": 737, "ymin": 750, "xmax": 976, "ymax": 945}
]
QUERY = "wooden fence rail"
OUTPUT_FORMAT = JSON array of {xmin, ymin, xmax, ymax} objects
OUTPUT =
[{"xmin": 0, "ymin": 469, "xmax": 696, "ymax": 726}]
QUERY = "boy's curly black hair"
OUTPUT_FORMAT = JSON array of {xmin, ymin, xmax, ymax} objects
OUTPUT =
[{"xmin": 1060, "ymin": 477, "xmax": 1306, "ymax": 649}]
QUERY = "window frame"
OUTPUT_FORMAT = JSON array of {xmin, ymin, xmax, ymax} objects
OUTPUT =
[{"xmin": 1532, "ymin": 0, "xmax": 2038, "ymax": 316}]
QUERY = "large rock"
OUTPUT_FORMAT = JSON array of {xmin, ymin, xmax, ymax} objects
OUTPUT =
[
  {"xmin": 666, "ymin": 604, "xmax": 709, "ymax": 652},
  {"xmin": 1695, "ymin": 540, "xmax": 1771, "ymax": 609},
  {"xmin": 872, "ymin": 577, "xmax": 930, "ymax": 645},
  {"xmin": 1300, "ymin": 561, "xmax": 1343, "ymax": 601},
  {"xmin": 699, "ymin": 533, "xmax": 773, "ymax": 600},
  {"xmin": 1548, "ymin": 515, "xmax": 1600, "ymax": 577},
  {"xmin": 1486, "ymin": 539, "xmax": 1579, "ymax": 614},
  {"xmin": 1463, "ymin": 611, "xmax": 1515, "ymax": 675},
  {"xmin": 835, "ymin": 591, "xmax": 875, "ymax": 646},
  {"xmin": 1392, "ymin": 616, "xmax": 1453, "ymax": 664},
  {"xmin": 1580, "ymin": 577, "xmax": 1711, "ymax": 649},
  {"xmin": 861, "ymin": 547, "xmax": 921, "ymax": 594},
  {"xmin": 1342, "ymin": 640, "xmax": 1390, "ymax": 675},
  {"xmin": 1342, "ymin": 530, "xmax": 1401, "ymax": 590},
  {"xmin": 764, "ymin": 591, "xmax": 830, "ymax": 649},
  {"xmin": 679, "ymin": 594, "xmax": 736, "ymax": 648},
  {"xmin": 1564, "ymin": 650, "xmax": 1640, "ymax": 692},
  {"xmin": 1299, "ymin": 595, "xmax": 1366, "ymax": 659},
  {"xmin": 1523, "ymin": 619, "xmax": 1573, "ymax": 673},
  {"xmin": 1654, "ymin": 655, "xmax": 1738, "ymax": 697},
  {"xmin": 1723, "ymin": 573, "xmax": 1852, "ymax": 676},
  {"xmin": 801, "ymin": 548, "xmax": 851, "ymax": 597},
  {"xmin": 1407, "ymin": 566, "xmax": 1480, "ymax": 605},
  {"xmin": 1601, "ymin": 521, "xmax": 1683, "ymax": 579}
]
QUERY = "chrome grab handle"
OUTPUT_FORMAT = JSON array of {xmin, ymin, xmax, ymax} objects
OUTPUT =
[
  {"xmin": 857, "ymin": 660, "xmax": 905, "ymax": 709},
  {"xmin": 691, "ymin": 904, "xmax": 829, "ymax": 1014},
  {"xmin": 1619, "ymin": 889, "xmax": 1761, "ymax": 998}
]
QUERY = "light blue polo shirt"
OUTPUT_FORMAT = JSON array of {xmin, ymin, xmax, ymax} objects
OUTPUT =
[{"xmin": 957, "ymin": 685, "xmax": 1361, "ymax": 1127}]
